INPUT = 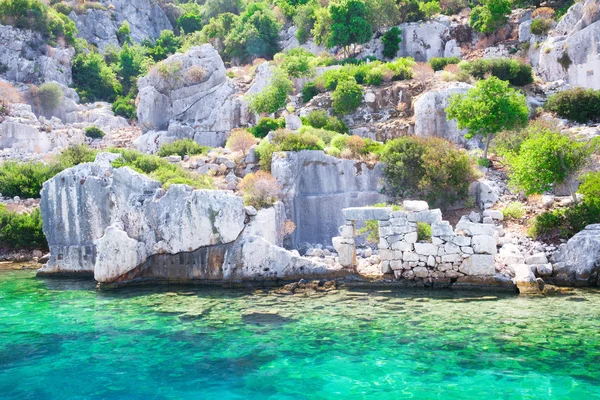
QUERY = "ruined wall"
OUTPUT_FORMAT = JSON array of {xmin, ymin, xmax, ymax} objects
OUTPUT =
[{"xmin": 271, "ymin": 150, "xmax": 388, "ymax": 248}]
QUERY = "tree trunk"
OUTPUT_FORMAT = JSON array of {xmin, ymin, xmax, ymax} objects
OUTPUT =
[{"xmin": 483, "ymin": 134, "xmax": 492, "ymax": 160}]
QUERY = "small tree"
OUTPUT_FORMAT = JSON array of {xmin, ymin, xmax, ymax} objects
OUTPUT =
[
  {"xmin": 318, "ymin": 0, "xmax": 373, "ymax": 57},
  {"xmin": 117, "ymin": 21, "xmax": 131, "ymax": 45},
  {"xmin": 331, "ymin": 78, "xmax": 363, "ymax": 115},
  {"xmin": 239, "ymin": 171, "xmax": 281, "ymax": 209},
  {"xmin": 382, "ymin": 27, "xmax": 402, "ymax": 59},
  {"xmin": 507, "ymin": 130, "xmax": 592, "ymax": 203},
  {"xmin": 470, "ymin": 0, "xmax": 511, "ymax": 34},
  {"xmin": 248, "ymin": 68, "xmax": 293, "ymax": 114},
  {"xmin": 445, "ymin": 76, "xmax": 529, "ymax": 160},
  {"xmin": 38, "ymin": 82, "xmax": 64, "ymax": 113},
  {"xmin": 226, "ymin": 129, "xmax": 256, "ymax": 155}
]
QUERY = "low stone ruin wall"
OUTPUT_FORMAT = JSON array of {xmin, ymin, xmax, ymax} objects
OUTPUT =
[{"xmin": 333, "ymin": 201, "xmax": 499, "ymax": 285}]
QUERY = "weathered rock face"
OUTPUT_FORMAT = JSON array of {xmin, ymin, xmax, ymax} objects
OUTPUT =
[
  {"xmin": 136, "ymin": 45, "xmax": 251, "ymax": 151},
  {"xmin": 550, "ymin": 224, "xmax": 600, "ymax": 286},
  {"xmin": 0, "ymin": 24, "xmax": 74, "ymax": 85},
  {"xmin": 271, "ymin": 150, "xmax": 387, "ymax": 247},
  {"xmin": 534, "ymin": 0, "xmax": 600, "ymax": 89},
  {"xmin": 413, "ymin": 83, "xmax": 482, "ymax": 149},
  {"xmin": 69, "ymin": 0, "xmax": 173, "ymax": 51},
  {"xmin": 358, "ymin": 20, "xmax": 462, "ymax": 61},
  {"xmin": 38, "ymin": 154, "xmax": 337, "ymax": 284}
]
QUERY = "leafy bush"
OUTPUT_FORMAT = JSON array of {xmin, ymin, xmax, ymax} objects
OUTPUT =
[
  {"xmin": 248, "ymin": 68, "xmax": 293, "ymax": 114},
  {"xmin": 398, "ymin": 0, "xmax": 425, "ymax": 22},
  {"xmin": 84, "ymin": 126, "xmax": 105, "ymax": 139},
  {"xmin": 117, "ymin": 21, "xmax": 131, "ymax": 45},
  {"xmin": 178, "ymin": 12, "xmax": 203, "ymax": 34},
  {"xmin": 37, "ymin": 82, "xmax": 63, "ymax": 112},
  {"xmin": 0, "ymin": 161, "xmax": 59, "ymax": 199},
  {"xmin": 298, "ymin": 126, "xmax": 339, "ymax": 145},
  {"xmin": 382, "ymin": 27, "xmax": 402, "ymax": 59},
  {"xmin": 145, "ymin": 30, "xmax": 182, "ymax": 62},
  {"xmin": 381, "ymin": 136, "xmax": 475, "ymax": 209},
  {"xmin": 157, "ymin": 139, "xmax": 209, "ymax": 158},
  {"xmin": 72, "ymin": 52, "xmax": 121, "ymax": 102},
  {"xmin": 503, "ymin": 201, "xmax": 526, "ymax": 219},
  {"xmin": 249, "ymin": 117, "xmax": 285, "ymax": 138},
  {"xmin": 275, "ymin": 48, "xmax": 316, "ymax": 78},
  {"xmin": 301, "ymin": 110, "xmax": 348, "ymax": 134},
  {"xmin": 417, "ymin": 222, "xmax": 432, "ymax": 242},
  {"xmin": 459, "ymin": 58, "xmax": 533, "ymax": 86},
  {"xmin": 302, "ymin": 81, "xmax": 320, "ymax": 103},
  {"xmin": 256, "ymin": 130, "xmax": 326, "ymax": 171},
  {"xmin": 579, "ymin": 172, "xmax": 600, "ymax": 200},
  {"xmin": 530, "ymin": 18, "xmax": 553, "ymax": 35},
  {"xmin": 491, "ymin": 121, "xmax": 554, "ymax": 157},
  {"xmin": 332, "ymin": 78, "xmax": 363, "ymax": 115},
  {"xmin": 55, "ymin": 144, "xmax": 97, "ymax": 168},
  {"xmin": 528, "ymin": 199, "xmax": 600, "ymax": 240},
  {"xmin": 470, "ymin": 0, "xmax": 511, "ymax": 33},
  {"xmin": 419, "ymin": 0, "xmax": 442, "ymax": 19},
  {"xmin": 544, "ymin": 88, "xmax": 600, "ymax": 123},
  {"xmin": 239, "ymin": 171, "xmax": 281, "ymax": 209},
  {"xmin": 226, "ymin": 129, "xmax": 257, "ymax": 155},
  {"xmin": 506, "ymin": 130, "xmax": 591, "ymax": 198},
  {"xmin": 0, "ymin": 205, "xmax": 47, "ymax": 250},
  {"xmin": 294, "ymin": 2, "xmax": 318, "ymax": 43},
  {"xmin": 112, "ymin": 96, "xmax": 137, "ymax": 120},
  {"xmin": 429, "ymin": 56, "xmax": 461, "ymax": 71}
]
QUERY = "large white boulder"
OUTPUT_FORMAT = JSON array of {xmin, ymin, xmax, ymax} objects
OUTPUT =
[{"xmin": 551, "ymin": 224, "xmax": 600, "ymax": 286}]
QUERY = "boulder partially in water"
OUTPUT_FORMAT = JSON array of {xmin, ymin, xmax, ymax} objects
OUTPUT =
[
  {"xmin": 38, "ymin": 153, "xmax": 338, "ymax": 284},
  {"xmin": 551, "ymin": 224, "xmax": 600, "ymax": 286}
]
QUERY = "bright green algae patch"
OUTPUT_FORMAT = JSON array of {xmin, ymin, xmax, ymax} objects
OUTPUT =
[{"xmin": 1, "ymin": 271, "xmax": 600, "ymax": 399}]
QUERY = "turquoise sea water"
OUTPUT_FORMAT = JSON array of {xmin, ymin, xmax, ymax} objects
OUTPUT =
[{"xmin": 1, "ymin": 270, "xmax": 600, "ymax": 400}]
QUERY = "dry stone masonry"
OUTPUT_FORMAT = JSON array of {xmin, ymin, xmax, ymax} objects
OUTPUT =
[{"xmin": 333, "ymin": 201, "xmax": 498, "ymax": 284}]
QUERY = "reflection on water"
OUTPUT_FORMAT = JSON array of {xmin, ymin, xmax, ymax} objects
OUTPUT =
[{"xmin": 1, "ymin": 270, "xmax": 600, "ymax": 399}]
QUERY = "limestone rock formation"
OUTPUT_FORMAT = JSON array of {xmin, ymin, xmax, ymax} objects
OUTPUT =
[
  {"xmin": 551, "ymin": 224, "xmax": 600, "ymax": 286},
  {"xmin": 69, "ymin": 0, "xmax": 173, "ymax": 51},
  {"xmin": 534, "ymin": 0, "xmax": 600, "ymax": 89},
  {"xmin": 38, "ymin": 154, "xmax": 336, "ymax": 284},
  {"xmin": 136, "ymin": 45, "xmax": 251, "ymax": 151},
  {"xmin": 0, "ymin": 24, "xmax": 74, "ymax": 85},
  {"xmin": 271, "ymin": 150, "xmax": 387, "ymax": 247},
  {"xmin": 413, "ymin": 83, "xmax": 482, "ymax": 149}
]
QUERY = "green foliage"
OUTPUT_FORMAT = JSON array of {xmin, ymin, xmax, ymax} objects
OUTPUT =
[
  {"xmin": 528, "ymin": 199, "xmax": 600, "ymax": 240},
  {"xmin": 382, "ymin": 27, "xmax": 402, "ymax": 59},
  {"xmin": 117, "ymin": 44, "xmax": 151, "ymax": 96},
  {"xmin": 72, "ymin": 52, "xmax": 121, "ymax": 102},
  {"xmin": 248, "ymin": 68, "xmax": 293, "ymax": 114},
  {"xmin": 397, "ymin": 0, "xmax": 425, "ymax": 22},
  {"xmin": 358, "ymin": 219, "xmax": 380, "ymax": 243},
  {"xmin": 294, "ymin": 2, "xmax": 318, "ymax": 43},
  {"xmin": 317, "ymin": 0, "xmax": 373, "ymax": 55},
  {"xmin": 117, "ymin": 21, "xmax": 131, "ymax": 45},
  {"xmin": 446, "ymin": 76, "xmax": 529, "ymax": 159},
  {"xmin": 275, "ymin": 48, "xmax": 316, "ymax": 78},
  {"xmin": 544, "ymin": 88, "xmax": 600, "ymax": 123},
  {"xmin": 84, "ymin": 126, "xmax": 104, "ymax": 139},
  {"xmin": 302, "ymin": 81, "xmax": 320, "ymax": 103},
  {"xmin": 298, "ymin": 126, "xmax": 339, "ymax": 145},
  {"xmin": 419, "ymin": 0, "xmax": 442, "ymax": 19},
  {"xmin": 503, "ymin": 201, "xmax": 526, "ymax": 219},
  {"xmin": 55, "ymin": 144, "xmax": 97, "ymax": 168},
  {"xmin": 0, "ymin": 161, "xmax": 59, "ymax": 199},
  {"xmin": 0, "ymin": 0, "xmax": 77, "ymax": 44},
  {"xmin": 38, "ymin": 82, "xmax": 63, "ymax": 112},
  {"xmin": 178, "ymin": 12, "xmax": 203, "ymax": 34},
  {"xmin": 112, "ymin": 96, "xmax": 137, "ymax": 120},
  {"xmin": 491, "ymin": 121, "xmax": 552, "ymax": 157},
  {"xmin": 0, "ymin": 205, "xmax": 46, "ymax": 250},
  {"xmin": 331, "ymin": 78, "xmax": 363, "ymax": 115},
  {"xmin": 470, "ymin": 0, "xmax": 511, "ymax": 33},
  {"xmin": 579, "ymin": 172, "xmax": 600, "ymax": 201},
  {"xmin": 459, "ymin": 58, "xmax": 533, "ymax": 86},
  {"xmin": 429, "ymin": 56, "xmax": 461, "ymax": 71},
  {"xmin": 506, "ymin": 130, "xmax": 591, "ymax": 196},
  {"xmin": 256, "ymin": 130, "xmax": 325, "ymax": 171},
  {"xmin": 249, "ymin": 117, "xmax": 285, "ymax": 138},
  {"xmin": 530, "ymin": 18, "xmax": 553, "ymax": 35},
  {"xmin": 157, "ymin": 139, "xmax": 209, "ymax": 158},
  {"xmin": 301, "ymin": 110, "xmax": 348, "ymax": 133},
  {"xmin": 381, "ymin": 136, "xmax": 476, "ymax": 209},
  {"xmin": 146, "ymin": 30, "xmax": 182, "ymax": 62},
  {"xmin": 417, "ymin": 222, "xmax": 432, "ymax": 242}
]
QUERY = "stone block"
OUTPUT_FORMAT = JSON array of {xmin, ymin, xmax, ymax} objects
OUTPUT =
[
  {"xmin": 442, "ymin": 254, "xmax": 462, "ymax": 263},
  {"xmin": 536, "ymin": 263, "xmax": 553, "ymax": 277},
  {"xmin": 461, "ymin": 246, "xmax": 474, "ymax": 254},
  {"xmin": 403, "ymin": 200, "xmax": 429, "ymax": 212},
  {"xmin": 471, "ymin": 235, "xmax": 497, "ymax": 255},
  {"xmin": 459, "ymin": 255, "xmax": 495, "ymax": 276},
  {"xmin": 431, "ymin": 221, "xmax": 454, "ymax": 237},
  {"xmin": 405, "ymin": 232, "xmax": 418, "ymax": 244},
  {"xmin": 414, "ymin": 243, "xmax": 438, "ymax": 256},
  {"xmin": 390, "ymin": 211, "xmax": 408, "ymax": 219},
  {"xmin": 332, "ymin": 236, "xmax": 355, "ymax": 267},
  {"xmin": 525, "ymin": 253, "xmax": 548, "ymax": 265},
  {"xmin": 403, "ymin": 251, "xmax": 419, "ymax": 262},
  {"xmin": 343, "ymin": 207, "xmax": 391, "ymax": 221},
  {"xmin": 455, "ymin": 220, "xmax": 495, "ymax": 236},
  {"xmin": 444, "ymin": 242, "xmax": 460, "ymax": 254},
  {"xmin": 413, "ymin": 266, "xmax": 429, "ymax": 278},
  {"xmin": 391, "ymin": 241, "xmax": 412, "ymax": 251},
  {"xmin": 427, "ymin": 255, "xmax": 435, "ymax": 267},
  {"xmin": 407, "ymin": 209, "xmax": 442, "ymax": 224},
  {"xmin": 338, "ymin": 224, "xmax": 354, "ymax": 239},
  {"xmin": 381, "ymin": 261, "xmax": 392, "ymax": 274},
  {"xmin": 451, "ymin": 235, "xmax": 471, "ymax": 246},
  {"xmin": 390, "ymin": 260, "xmax": 404, "ymax": 270},
  {"xmin": 483, "ymin": 209, "xmax": 504, "ymax": 221}
]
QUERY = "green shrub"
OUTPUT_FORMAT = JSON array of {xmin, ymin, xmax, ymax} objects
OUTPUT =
[
  {"xmin": 332, "ymin": 78, "xmax": 363, "ymax": 115},
  {"xmin": 157, "ymin": 139, "xmax": 209, "ymax": 158},
  {"xmin": 38, "ymin": 82, "xmax": 63, "ymax": 112},
  {"xmin": 385, "ymin": 57, "xmax": 415, "ymax": 80},
  {"xmin": 117, "ymin": 21, "xmax": 131, "ymax": 45},
  {"xmin": 382, "ymin": 27, "xmax": 402, "ymax": 59},
  {"xmin": 365, "ymin": 67, "xmax": 384, "ymax": 86},
  {"xmin": 239, "ymin": 170, "xmax": 281, "ymax": 209},
  {"xmin": 530, "ymin": 18, "xmax": 552, "ymax": 35},
  {"xmin": 256, "ymin": 130, "xmax": 326, "ymax": 171},
  {"xmin": 398, "ymin": 0, "xmax": 425, "ymax": 22},
  {"xmin": 275, "ymin": 48, "xmax": 316, "ymax": 78},
  {"xmin": 177, "ymin": 12, "xmax": 203, "ymax": 34},
  {"xmin": 503, "ymin": 201, "xmax": 526, "ymax": 219},
  {"xmin": 298, "ymin": 126, "xmax": 339, "ymax": 145},
  {"xmin": 302, "ymin": 81, "xmax": 320, "ymax": 103},
  {"xmin": 470, "ymin": 0, "xmax": 511, "ymax": 33},
  {"xmin": 419, "ymin": 0, "xmax": 442, "ymax": 19},
  {"xmin": 112, "ymin": 96, "xmax": 137, "ymax": 120},
  {"xmin": 459, "ymin": 58, "xmax": 533, "ymax": 86},
  {"xmin": 301, "ymin": 110, "xmax": 348, "ymax": 134},
  {"xmin": 506, "ymin": 130, "xmax": 590, "ymax": 198},
  {"xmin": 72, "ymin": 52, "xmax": 121, "ymax": 102},
  {"xmin": 248, "ymin": 117, "xmax": 285, "ymax": 138},
  {"xmin": 85, "ymin": 126, "xmax": 105, "ymax": 139},
  {"xmin": 381, "ymin": 136, "xmax": 476, "ymax": 209},
  {"xmin": 544, "ymin": 88, "xmax": 600, "ymax": 123},
  {"xmin": 528, "ymin": 199, "xmax": 600, "ymax": 240},
  {"xmin": 417, "ymin": 221, "xmax": 432, "ymax": 242},
  {"xmin": 0, "ymin": 205, "xmax": 47, "ymax": 249},
  {"xmin": 579, "ymin": 172, "xmax": 600, "ymax": 201},
  {"xmin": 429, "ymin": 56, "xmax": 461, "ymax": 71},
  {"xmin": 248, "ymin": 68, "xmax": 293, "ymax": 114},
  {"xmin": 55, "ymin": 144, "xmax": 97, "ymax": 168},
  {"xmin": 0, "ymin": 161, "xmax": 58, "ymax": 199}
]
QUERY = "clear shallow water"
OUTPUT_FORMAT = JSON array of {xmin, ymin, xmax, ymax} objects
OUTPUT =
[{"xmin": 1, "ymin": 271, "xmax": 600, "ymax": 400}]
